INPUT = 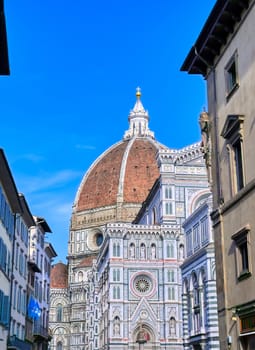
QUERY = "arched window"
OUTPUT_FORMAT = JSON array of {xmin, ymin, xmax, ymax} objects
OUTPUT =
[
  {"xmin": 56, "ymin": 304, "xmax": 63, "ymax": 322},
  {"xmin": 57, "ymin": 342, "xmax": 62, "ymax": 350},
  {"xmin": 78, "ymin": 271, "xmax": 83, "ymax": 282},
  {"xmin": 140, "ymin": 243, "xmax": 146, "ymax": 259},
  {"xmin": 151, "ymin": 243, "xmax": 156, "ymax": 259},
  {"xmin": 179, "ymin": 244, "xmax": 184, "ymax": 259},
  {"xmin": 113, "ymin": 316, "xmax": 120, "ymax": 336},
  {"xmin": 169, "ymin": 317, "xmax": 176, "ymax": 336},
  {"xmin": 129, "ymin": 243, "xmax": 135, "ymax": 258}
]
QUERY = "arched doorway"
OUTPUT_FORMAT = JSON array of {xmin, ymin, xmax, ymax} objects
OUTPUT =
[{"xmin": 133, "ymin": 323, "xmax": 157, "ymax": 350}]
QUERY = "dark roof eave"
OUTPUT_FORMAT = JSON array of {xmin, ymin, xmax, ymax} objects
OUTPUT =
[
  {"xmin": 19, "ymin": 194, "xmax": 36, "ymax": 227},
  {"xmin": 34, "ymin": 216, "xmax": 52, "ymax": 233},
  {"xmin": 0, "ymin": 149, "xmax": 22, "ymax": 213},
  {"xmin": 181, "ymin": 0, "xmax": 252, "ymax": 76},
  {"xmin": 0, "ymin": 0, "xmax": 10, "ymax": 75},
  {"xmin": 44, "ymin": 242, "xmax": 57, "ymax": 258}
]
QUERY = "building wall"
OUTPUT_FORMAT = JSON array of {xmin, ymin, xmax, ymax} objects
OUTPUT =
[
  {"xmin": 49, "ymin": 288, "xmax": 70, "ymax": 350},
  {"xmin": 10, "ymin": 215, "xmax": 29, "ymax": 343},
  {"xmin": 0, "ymin": 184, "xmax": 14, "ymax": 346},
  {"xmin": 205, "ymin": 2, "xmax": 255, "ymax": 349},
  {"xmin": 182, "ymin": 196, "xmax": 220, "ymax": 350},
  {"xmin": 82, "ymin": 145, "xmax": 209, "ymax": 350}
]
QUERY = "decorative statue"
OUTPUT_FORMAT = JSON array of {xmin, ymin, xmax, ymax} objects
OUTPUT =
[{"xmin": 199, "ymin": 111, "xmax": 212, "ymax": 186}]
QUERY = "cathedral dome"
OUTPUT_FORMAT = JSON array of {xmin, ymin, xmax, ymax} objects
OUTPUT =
[
  {"xmin": 72, "ymin": 89, "xmax": 166, "ymax": 227},
  {"xmin": 50, "ymin": 262, "xmax": 68, "ymax": 288}
]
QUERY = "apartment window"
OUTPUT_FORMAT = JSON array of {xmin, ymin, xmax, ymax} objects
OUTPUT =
[
  {"xmin": 225, "ymin": 51, "xmax": 239, "ymax": 99},
  {"xmin": 233, "ymin": 138, "xmax": 244, "ymax": 190},
  {"xmin": 13, "ymin": 281, "xmax": 17, "ymax": 309},
  {"xmin": 221, "ymin": 114, "xmax": 245, "ymax": 194},
  {"xmin": 232, "ymin": 225, "xmax": 251, "ymax": 281},
  {"xmin": 17, "ymin": 287, "xmax": 22, "ymax": 313},
  {"xmin": 15, "ymin": 243, "xmax": 19, "ymax": 269}
]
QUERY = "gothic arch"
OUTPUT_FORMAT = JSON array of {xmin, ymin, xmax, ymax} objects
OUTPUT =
[
  {"xmin": 189, "ymin": 189, "xmax": 211, "ymax": 215},
  {"xmin": 133, "ymin": 323, "xmax": 156, "ymax": 345},
  {"xmin": 51, "ymin": 296, "xmax": 68, "ymax": 307}
]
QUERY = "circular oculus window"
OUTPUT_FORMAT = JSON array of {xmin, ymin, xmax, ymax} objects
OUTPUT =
[
  {"xmin": 134, "ymin": 275, "xmax": 152, "ymax": 294},
  {"xmin": 87, "ymin": 231, "xmax": 104, "ymax": 251}
]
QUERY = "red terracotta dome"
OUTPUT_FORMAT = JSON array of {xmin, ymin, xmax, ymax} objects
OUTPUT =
[
  {"xmin": 76, "ymin": 138, "xmax": 161, "ymax": 211},
  {"xmin": 50, "ymin": 262, "xmax": 68, "ymax": 288},
  {"xmin": 73, "ymin": 89, "xmax": 167, "ymax": 220}
]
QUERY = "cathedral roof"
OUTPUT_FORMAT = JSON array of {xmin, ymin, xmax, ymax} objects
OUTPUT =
[
  {"xmin": 73, "ymin": 89, "xmax": 166, "ymax": 218},
  {"xmin": 50, "ymin": 262, "xmax": 68, "ymax": 289}
]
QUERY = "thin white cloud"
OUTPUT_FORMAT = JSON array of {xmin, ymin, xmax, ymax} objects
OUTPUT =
[
  {"xmin": 18, "ymin": 169, "xmax": 82, "ymax": 194},
  {"xmin": 75, "ymin": 144, "xmax": 96, "ymax": 150},
  {"xmin": 32, "ymin": 197, "xmax": 73, "ymax": 217},
  {"xmin": 15, "ymin": 153, "xmax": 45, "ymax": 163}
]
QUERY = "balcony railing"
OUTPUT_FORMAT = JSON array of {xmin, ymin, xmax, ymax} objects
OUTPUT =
[{"xmin": 33, "ymin": 324, "xmax": 48, "ymax": 339}]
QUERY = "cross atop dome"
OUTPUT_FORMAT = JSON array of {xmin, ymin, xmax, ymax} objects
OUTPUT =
[{"xmin": 123, "ymin": 88, "xmax": 155, "ymax": 140}]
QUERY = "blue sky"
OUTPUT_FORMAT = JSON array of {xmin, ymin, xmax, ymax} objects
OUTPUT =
[{"xmin": 1, "ymin": 0, "xmax": 215, "ymax": 263}]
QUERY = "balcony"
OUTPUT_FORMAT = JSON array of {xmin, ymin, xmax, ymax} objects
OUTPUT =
[{"xmin": 33, "ymin": 324, "xmax": 49, "ymax": 340}]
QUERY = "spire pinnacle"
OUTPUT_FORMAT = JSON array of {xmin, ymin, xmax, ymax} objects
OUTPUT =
[
  {"xmin": 123, "ymin": 88, "xmax": 155, "ymax": 140},
  {"xmin": 136, "ymin": 86, "xmax": 141, "ymax": 98}
]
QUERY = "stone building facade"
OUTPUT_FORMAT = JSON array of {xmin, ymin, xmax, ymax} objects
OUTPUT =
[
  {"xmin": 182, "ymin": 0, "xmax": 255, "ymax": 348},
  {"xmin": 49, "ymin": 90, "xmax": 211, "ymax": 350},
  {"xmin": 182, "ymin": 196, "xmax": 220, "ymax": 350}
]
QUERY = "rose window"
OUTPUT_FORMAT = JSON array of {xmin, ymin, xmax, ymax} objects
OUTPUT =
[{"xmin": 134, "ymin": 275, "xmax": 152, "ymax": 294}]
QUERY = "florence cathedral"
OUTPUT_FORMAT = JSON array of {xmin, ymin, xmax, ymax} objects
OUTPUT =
[{"xmin": 49, "ymin": 90, "xmax": 218, "ymax": 350}]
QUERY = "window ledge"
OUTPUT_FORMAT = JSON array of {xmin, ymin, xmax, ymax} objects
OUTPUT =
[
  {"xmin": 238, "ymin": 270, "xmax": 251, "ymax": 282},
  {"xmin": 226, "ymin": 82, "xmax": 239, "ymax": 102}
]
